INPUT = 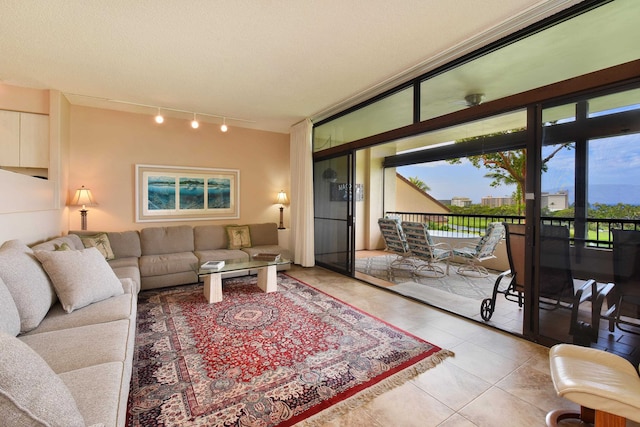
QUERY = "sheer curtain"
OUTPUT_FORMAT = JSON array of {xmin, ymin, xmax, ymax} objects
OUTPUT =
[{"xmin": 289, "ymin": 118, "xmax": 315, "ymax": 266}]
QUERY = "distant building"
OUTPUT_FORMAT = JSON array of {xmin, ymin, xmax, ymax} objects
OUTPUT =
[
  {"xmin": 451, "ymin": 197, "xmax": 472, "ymax": 207},
  {"xmin": 481, "ymin": 196, "xmax": 514, "ymax": 207},
  {"xmin": 542, "ymin": 191, "xmax": 569, "ymax": 211}
]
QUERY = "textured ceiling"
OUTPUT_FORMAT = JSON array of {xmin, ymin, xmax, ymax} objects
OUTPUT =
[{"xmin": 0, "ymin": 1, "xmax": 580, "ymax": 133}]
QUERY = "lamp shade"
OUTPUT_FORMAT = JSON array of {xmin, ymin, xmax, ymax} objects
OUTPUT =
[
  {"xmin": 71, "ymin": 186, "xmax": 97, "ymax": 208},
  {"xmin": 275, "ymin": 190, "xmax": 288, "ymax": 205}
]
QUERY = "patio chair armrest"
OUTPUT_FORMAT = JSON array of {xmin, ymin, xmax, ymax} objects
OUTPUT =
[{"xmin": 433, "ymin": 241, "xmax": 453, "ymax": 252}]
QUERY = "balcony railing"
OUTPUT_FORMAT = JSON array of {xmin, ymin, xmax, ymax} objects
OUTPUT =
[{"xmin": 384, "ymin": 212, "xmax": 640, "ymax": 249}]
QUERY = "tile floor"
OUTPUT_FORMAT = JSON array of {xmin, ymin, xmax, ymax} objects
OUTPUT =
[{"xmin": 285, "ymin": 265, "xmax": 639, "ymax": 427}]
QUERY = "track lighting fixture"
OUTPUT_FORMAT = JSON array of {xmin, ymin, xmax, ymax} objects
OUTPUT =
[
  {"xmin": 64, "ymin": 93, "xmax": 255, "ymax": 131},
  {"xmin": 154, "ymin": 108, "xmax": 164, "ymax": 124}
]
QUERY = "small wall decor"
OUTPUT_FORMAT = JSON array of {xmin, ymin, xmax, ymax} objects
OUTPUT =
[
  {"xmin": 135, "ymin": 164, "xmax": 239, "ymax": 222},
  {"xmin": 330, "ymin": 182, "xmax": 364, "ymax": 202}
]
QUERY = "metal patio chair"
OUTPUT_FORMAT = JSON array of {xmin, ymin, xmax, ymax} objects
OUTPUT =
[
  {"xmin": 603, "ymin": 229, "xmax": 640, "ymax": 335},
  {"xmin": 480, "ymin": 223, "xmax": 612, "ymax": 343},
  {"xmin": 401, "ymin": 221, "xmax": 453, "ymax": 277},
  {"xmin": 377, "ymin": 218, "xmax": 412, "ymax": 267},
  {"xmin": 453, "ymin": 222, "xmax": 505, "ymax": 276}
]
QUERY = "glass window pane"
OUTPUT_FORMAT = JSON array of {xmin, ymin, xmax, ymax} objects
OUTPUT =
[{"xmin": 313, "ymin": 88, "xmax": 413, "ymax": 152}]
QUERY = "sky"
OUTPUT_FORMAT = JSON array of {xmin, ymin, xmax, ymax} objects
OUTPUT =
[{"xmin": 397, "ymin": 132, "xmax": 640, "ymax": 205}]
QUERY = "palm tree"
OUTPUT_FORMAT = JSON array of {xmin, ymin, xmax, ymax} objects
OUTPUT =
[{"xmin": 408, "ymin": 176, "xmax": 431, "ymax": 192}]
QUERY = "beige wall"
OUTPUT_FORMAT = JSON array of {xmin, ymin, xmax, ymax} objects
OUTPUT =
[
  {"xmin": 395, "ymin": 176, "xmax": 449, "ymax": 214},
  {"xmin": 0, "ymin": 83, "xmax": 290, "ymax": 244},
  {"xmin": 68, "ymin": 105, "xmax": 289, "ymax": 232}
]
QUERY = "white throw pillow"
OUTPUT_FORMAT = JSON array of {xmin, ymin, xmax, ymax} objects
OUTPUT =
[
  {"xmin": 0, "ymin": 277, "xmax": 20, "ymax": 336},
  {"xmin": 0, "ymin": 331, "xmax": 85, "ymax": 426},
  {"xmin": 35, "ymin": 247, "xmax": 124, "ymax": 313},
  {"xmin": 0, "ymin": 240, "xmax": 57, "ymax": 333}
]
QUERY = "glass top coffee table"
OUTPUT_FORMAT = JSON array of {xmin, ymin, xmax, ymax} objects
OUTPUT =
[{"xmin": 197, "ymin": 259, "xmax": 290, "ymax": 303}]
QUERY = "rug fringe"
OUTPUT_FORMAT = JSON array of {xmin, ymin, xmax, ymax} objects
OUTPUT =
[{"xmin": 297, "ymin": 348, "xmax": 454, "ymax": 426}]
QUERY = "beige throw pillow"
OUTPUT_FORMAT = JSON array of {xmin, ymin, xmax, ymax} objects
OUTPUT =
[
  {"xmin": 0, "ymin": 277, "xmax": 20, "ymax": 337},
  {"xmin": 0, "ymin": 240, "xmax": 57, "ymax": 333},
  {"xmin": 35, "ymin": 247, "xmax": 124, "ymax": 313},
  {"xmin": 0, "ymin": 331, "xmax": 86, "ymax": 427},
  {"xmin": 80, "ymin": 233, "xmax": 115, "ymax": 260},
  {"xmin": 226, "ymin": 225, "xmax": 252, "ymax": 249}
]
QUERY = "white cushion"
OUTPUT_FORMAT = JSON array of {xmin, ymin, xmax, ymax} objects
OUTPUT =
[
  {"xmin": 0, "ymin": 240, "xmax": 57, "ymax": 333},
  {"xmin": 34, "ymin": 247, "xmax": 124, "ymax": 313},
  {"xmin": 0, "ymin": 276, "xmax": 20, "ymax": 336},
  {"xmin": 0, "ymin": 331, "xmax": 85, "ymax": 427}
]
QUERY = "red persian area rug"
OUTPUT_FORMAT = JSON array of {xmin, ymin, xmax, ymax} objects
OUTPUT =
[{"xmin": 126, "ymin": 273, "xmax": 453, "ymax": 426}]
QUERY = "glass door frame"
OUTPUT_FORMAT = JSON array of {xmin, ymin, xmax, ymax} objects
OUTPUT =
[{"xmin": 312, "ymin": 151, "xmax": 356, "ymax": 276}]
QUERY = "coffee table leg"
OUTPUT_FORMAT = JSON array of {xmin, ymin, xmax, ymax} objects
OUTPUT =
[
  {"xmin": 257, "ymin": 264, "xmax": 277, "ymax": 293},
  {"xmin": 203, "ymin": 273, "xmax": 223, "ymax": 303}
]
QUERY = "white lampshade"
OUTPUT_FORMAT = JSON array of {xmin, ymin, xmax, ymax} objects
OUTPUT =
[
  {"xmin": 71, "ymin": 186, "xmax": 97, "ymax": 209},
  {"xmin": 275, "ymin": 191, "xmax": 288, "ymax": 205}
]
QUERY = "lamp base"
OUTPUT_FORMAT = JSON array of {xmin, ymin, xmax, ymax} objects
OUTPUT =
[
  {"xmin": 80, "ymin": 209, "xmax": 88, "ymax": 231},
  {"xmin": 278, "ymin": 206, "xmax": 285, "ymax": 229}
]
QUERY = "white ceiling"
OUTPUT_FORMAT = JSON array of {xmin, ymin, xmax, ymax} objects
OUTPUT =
[{"xmin": 0, "ymin": 1, "xmax": 582, "ymax": 134}]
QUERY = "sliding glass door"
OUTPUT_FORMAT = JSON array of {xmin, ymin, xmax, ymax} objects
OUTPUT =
[
  {"xmin": 537, "ymin": 87, "xmax": 640, "ymax": 354},
  {"xmin": 313, "ymin": 154, "xmax": 355, "ymax": 275}
]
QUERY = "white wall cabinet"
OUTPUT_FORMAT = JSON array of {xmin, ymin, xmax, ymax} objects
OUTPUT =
[
  {"xmin": 0, "ymin": 110, "xmax": 49, "ymax": 169},
  {"xmin": 20, "ymin": 113, "xmax": 49, "ymax": 168},
  {"xmin": 0, "ymin": 110, "xmax": 21, "ymax": 166}
]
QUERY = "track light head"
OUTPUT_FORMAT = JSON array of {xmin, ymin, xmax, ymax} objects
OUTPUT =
[
  {"xmin": 154, "ymin": 108, "xmax": 164, "ymax": 124},
  {"xmin": 220, "ymin": 118, "xmax": 228, "ymax": 132},
  {"xmin": 191, "ymin": 113, "xmax": 199, "ymax": 129}
]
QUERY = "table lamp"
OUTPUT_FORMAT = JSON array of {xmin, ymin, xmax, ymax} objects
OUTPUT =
[
  {"xmin": 71, "ymin": 186, "xmax": 97, "ymax": 230},
  {"xmin": 275, "ymin": 190, "xmax": 288, "ymax": 229}
]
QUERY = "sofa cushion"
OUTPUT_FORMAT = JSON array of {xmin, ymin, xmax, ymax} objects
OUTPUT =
[
  {"xmin": 34, "ymin": 247, "xmax": 124, "ymax": 313},
  {"xmin": 139, "ymin": 251, "xmax": 199, "ymax": 277},
  {"xmin": 19, "ymin": 319, "xmax": 132, "ymax": 374},
  {"xmin": 0, "ymin": 277, "xmax": 20, "ymax": 337},
  {"xmin": 226, "ymin": 225, "xmax": 252, "ymax": 249},
  {"xmin": 107, "ymin": 230, "xmax": 142, "ymax": 258},
  {"xmin": 140, "ymin": 225, "xmax": 194, "ymax": 255},
  {"xmin": 59, "ymin": 362, "xmax": 127, "ymax": 427},
  {"xmin": 194, "ymin": 224, "xmax": 227, "ymax": 250},
  {"xmin": 0, "ymin": 240, "xmax": 57, "ymax": 333},
  {"xmin": 20, "ymin": 291, "xmax": 135, "ymax": 335},
  {"xmin": 248, "ymin": 222, "xmax": 279, "ymax": 246},
  {"xmin": 79, "ymin": 232, "xmax": 115, "ymax": 260},
  {"xmin": 0, "ymin": 331, "xmax": 85, "ymax": 427}
]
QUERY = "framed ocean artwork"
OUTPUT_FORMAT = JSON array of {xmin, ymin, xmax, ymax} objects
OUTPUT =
[{"xmin": 135, "ymin": 164, "xmax": 239, "ymax": 222}]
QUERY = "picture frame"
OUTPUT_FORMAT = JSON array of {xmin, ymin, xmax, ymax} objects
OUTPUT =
[{"xmin": 135, "ymin": 164, "xmax": 239, "ymax": 222}]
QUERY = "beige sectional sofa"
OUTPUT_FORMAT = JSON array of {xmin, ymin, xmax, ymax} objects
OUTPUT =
[
  {"xmin": 77, "ymin": 222, "xmax": 291, "ymax": 290},
  {"xmin": 0, "ymin": 234, "xmax": 138, "ymax": 427},
  {"xmin": 0, "ymin": 222, "xmax": 291, "ymax": 427}
]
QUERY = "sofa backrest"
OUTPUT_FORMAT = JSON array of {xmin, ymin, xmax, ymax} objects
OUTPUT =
[
  {"xmin": 140, "ymin": 226, "xmax": 194, "ymax": 255},
  {"xmin": 106, "ymin": 231, "xmax": 142, "ymax": 258},
  {"xmin": 193, "ymin": 225, "xmax": 227, "ymax": 251},
  {"xmin": 31, "ymin": 234, "xmax": 84, "ymax": 252},
  {"xmin": 248, "ymin": 223, "xmax": 279, "ymax": 247},
  {"xmin": 71, "ymin": 230, "xmax": 142, "ymax": 259}
]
